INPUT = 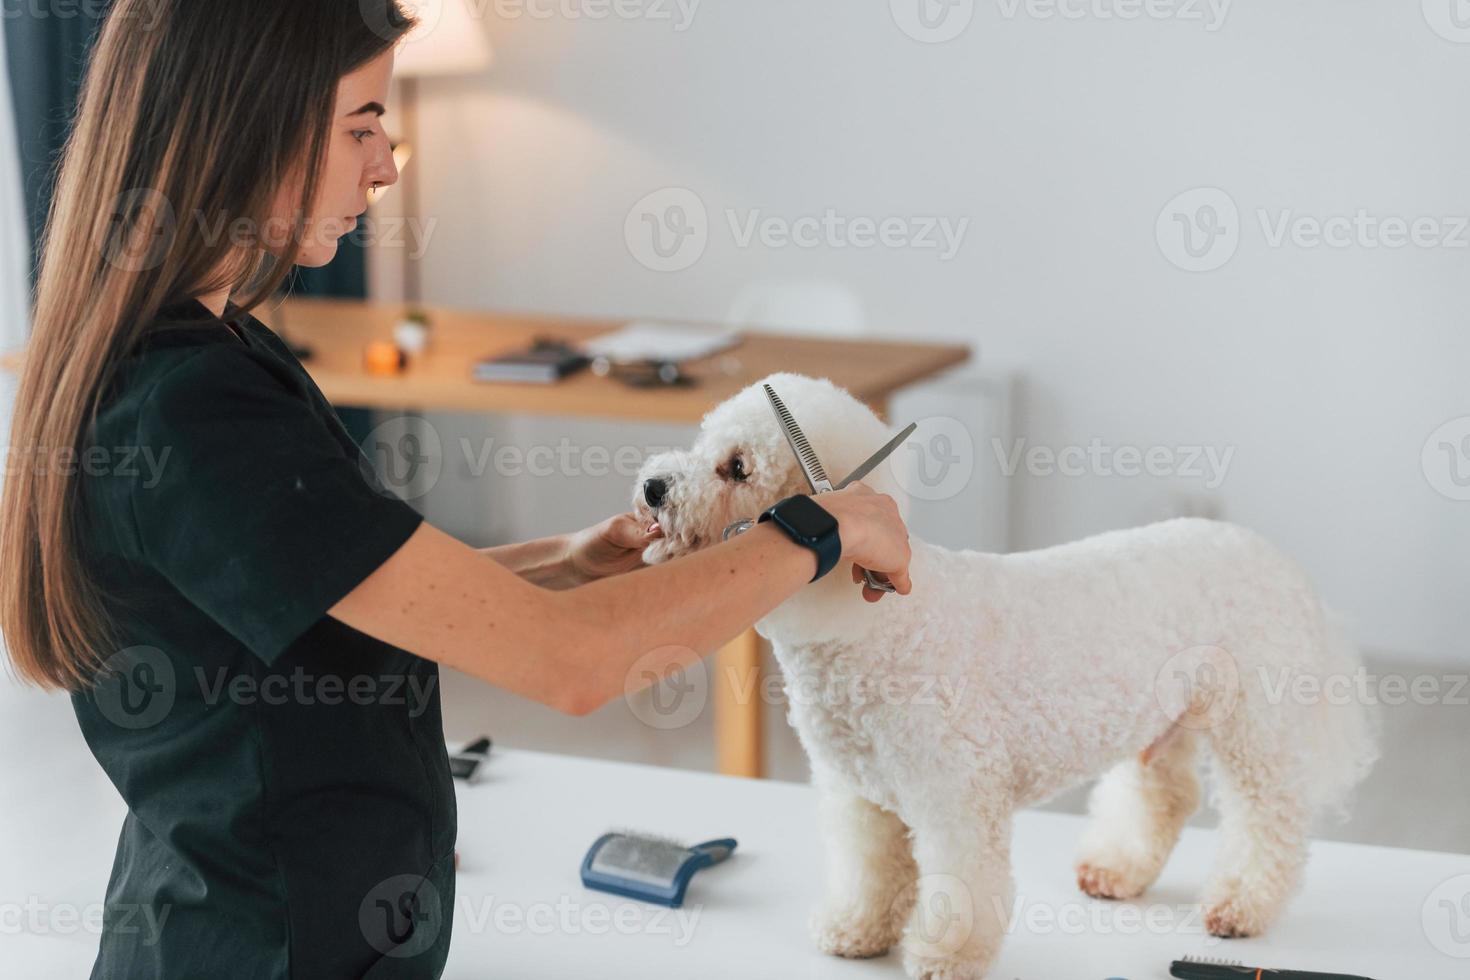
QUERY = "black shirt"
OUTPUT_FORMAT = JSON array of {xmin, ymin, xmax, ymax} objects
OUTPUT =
[{"xmin": 72, "ymin": 299, "xmax": 457, "ymax": 979}]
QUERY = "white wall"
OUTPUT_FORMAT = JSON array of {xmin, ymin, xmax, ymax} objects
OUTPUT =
[{"xmin": 401, "ymin": 0, "xmax": 1469, "ymax": 664}]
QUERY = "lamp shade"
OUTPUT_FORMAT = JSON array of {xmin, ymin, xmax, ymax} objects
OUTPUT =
[{"xmin": 394, "ymin": 0, "xmax": 494, "ymax": 78}]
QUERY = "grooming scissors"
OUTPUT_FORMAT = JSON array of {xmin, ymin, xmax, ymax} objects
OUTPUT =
[{"xmin": 758, "ymin": 383, "xmax": 917, "ymax": 593}]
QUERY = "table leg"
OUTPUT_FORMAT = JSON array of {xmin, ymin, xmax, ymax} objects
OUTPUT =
[{"xmin": 714, "ymin": 629, "xmax": 763, "ymax": 778}]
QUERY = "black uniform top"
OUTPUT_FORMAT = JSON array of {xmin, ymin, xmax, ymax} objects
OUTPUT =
[{"xmin": 72, "ymin": 298, "xmax": 457, "ymax": 979}]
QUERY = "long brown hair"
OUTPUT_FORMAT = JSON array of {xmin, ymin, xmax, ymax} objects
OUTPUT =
[{"xmin": 1, "ymin": 0, "xmax": 416, "ymax": 689}]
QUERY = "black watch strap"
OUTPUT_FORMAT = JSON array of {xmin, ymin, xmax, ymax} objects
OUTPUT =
[{"xmin": 758, "ymin": 494, "xmax": 841, "ymax": 583}]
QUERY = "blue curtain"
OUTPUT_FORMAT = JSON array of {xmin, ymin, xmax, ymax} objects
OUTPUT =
[
  {"xmin": 4, "ymin": 6, "xmax": 371, "ymax": 438},
  {"xmin": 4, "ymin": 6, "xmax": 369, "ymax": 300},
  {"xmin": 3, "ymin": 1, "xmax": 111, "ymax": 279}
]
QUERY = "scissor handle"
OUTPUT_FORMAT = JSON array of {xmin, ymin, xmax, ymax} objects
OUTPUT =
[{"xmin": 860, "ymin": 568, "xmax": 897, "ymax": 593}]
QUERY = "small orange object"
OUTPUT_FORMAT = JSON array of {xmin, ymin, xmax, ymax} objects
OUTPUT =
[{"xmin": 364, "ymin": 340, "xmax": 407, "ymax": 376}]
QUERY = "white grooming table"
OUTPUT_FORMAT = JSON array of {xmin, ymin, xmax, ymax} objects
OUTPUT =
[{"xmin": 5, "ymin": 747, "xmax": 1465, "ymax": 978}]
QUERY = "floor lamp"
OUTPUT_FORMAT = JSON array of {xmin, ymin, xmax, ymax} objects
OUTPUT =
[
  {"xmin": 367, "ymin": 2, "xmax": 492, "ymax": 502},
  {"xmin": 379, "ymin": 0, "xmax": 493, "ymax": 324}
]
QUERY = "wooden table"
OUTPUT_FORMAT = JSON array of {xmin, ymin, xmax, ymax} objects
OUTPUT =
[{"xmin": 4, "ymin": 298, "xmax": 971, "ymax": 778}]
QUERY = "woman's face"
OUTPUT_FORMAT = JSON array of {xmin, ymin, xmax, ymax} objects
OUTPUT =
[{"xmin": 277, "ymin": 49, "xmax": 400, "ymax": 267}]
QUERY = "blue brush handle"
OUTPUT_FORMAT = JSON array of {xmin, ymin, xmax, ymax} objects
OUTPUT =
[
  {"xmin": 688, "ymin": 838, "xmax": 737, "ymax": 866},
  {"xmin": 581, "ymin": 835, "xmax": 738, "ymax": 908}
]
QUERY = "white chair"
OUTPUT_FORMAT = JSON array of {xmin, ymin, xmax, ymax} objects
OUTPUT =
[{"xmin": 725, "ymin": 277, "xmax": 1011, "ymax": 553}]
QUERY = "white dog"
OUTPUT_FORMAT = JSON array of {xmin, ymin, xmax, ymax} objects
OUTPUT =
[{"xmin": 633, "ymin": 373, "xmax": 1377, "ymax": 980}]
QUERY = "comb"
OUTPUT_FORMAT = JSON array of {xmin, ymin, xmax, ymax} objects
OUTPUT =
[
  {"xmin": 764, "ymin": 384, "xmax": 833, "ymax": 492},
  {"xmin": 1170, "ymin": 955, "xmax": 1378, "ymax": 980}
]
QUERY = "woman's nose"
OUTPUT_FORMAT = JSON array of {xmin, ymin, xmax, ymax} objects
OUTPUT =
[
  {"xmin": 366, "ymin": 144, "xmax": 400, "ymax": 192},
  {"xmin": 643, "ymin": 477, "xmax": 668, "ymax": 508}
]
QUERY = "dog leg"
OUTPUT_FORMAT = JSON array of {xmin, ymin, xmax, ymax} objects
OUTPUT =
[
  {"xmin": 1199, "ymin": 731, "xmax": 1312, "ymax": 938},
  {"xmin": 809, "ymin": 785, "xmax": 918, "ymax": 959},
  {"xmin": 899, "ymin": 812, "xmax": 1012, "ymax": 980},
  {"xmin": 1075, "ymin": 726, "xmax": 1200, "ymax": 900}
]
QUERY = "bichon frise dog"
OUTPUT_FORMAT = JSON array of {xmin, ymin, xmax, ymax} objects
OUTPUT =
[{"xmin": 632, "ymin": 373, "xmax": 1377, "ymax": 980}]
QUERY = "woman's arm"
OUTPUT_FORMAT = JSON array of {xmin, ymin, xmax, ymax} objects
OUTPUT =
[
  {"xmin": 479, "ymin": 513, "xmax": 651, "ymax": 590},
  {"xmin": 329, "ymin": 483, "xmax": 911, "ymax": 717},
  {"xmin": 335, "ymin": 522, "xmax": 818, "ymax": 717},
  {"xmin": 477, "ymin": 535, "xmax": 579, "ymax": 589}
]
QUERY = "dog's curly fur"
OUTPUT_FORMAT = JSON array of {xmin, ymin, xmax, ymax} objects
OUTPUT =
[{"xmin": 633, "ymin": 373, "xmax": 1378, "ymax": 979}]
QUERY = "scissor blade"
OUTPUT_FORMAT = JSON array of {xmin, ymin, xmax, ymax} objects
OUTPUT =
[
  {"xmin": 764, "ymin": 384, "xmax": 833, "ymax": 492},
  {"xmin": 835, "ymin": 422, "xmax": 919, "ymax": 491}
]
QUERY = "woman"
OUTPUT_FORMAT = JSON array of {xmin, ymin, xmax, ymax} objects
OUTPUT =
[{"xmin": 0, "ymin": 1, "xmax": 913, "ymax": 977}]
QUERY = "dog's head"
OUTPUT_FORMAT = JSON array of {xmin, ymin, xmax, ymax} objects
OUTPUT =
[{"xmin": 633, "ymin": 373, "xmax": 904, "ymax": 569}]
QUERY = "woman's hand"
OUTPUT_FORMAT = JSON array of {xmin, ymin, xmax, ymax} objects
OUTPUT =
[
  {"xmin": 565, "ymin": 512, "xmax": 656, "ymax": 584},
  {"xmin": 816, "ymin": 482, "xmax": 913, "ymax": 602}
]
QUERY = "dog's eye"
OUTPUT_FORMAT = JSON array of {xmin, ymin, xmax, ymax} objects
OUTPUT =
[{"xmin": 718, "ymin": 453, "xmax": 749, "ymax": 482}]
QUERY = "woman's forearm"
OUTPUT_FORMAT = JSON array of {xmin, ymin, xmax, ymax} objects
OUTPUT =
[
  {"xmin": 548, "ymin": 521, "xmax": 817, "ymax": 713},
  {"xmin": 478, "ymin": 535, "xmax": 584, "ymax": 590},
  {"xmin": 330, "ymin": 520, "xmax": 816, "ymax": 715},
  {"xmin": 330, "ymin": 485, "xmax": 907, "ymax": 717}
]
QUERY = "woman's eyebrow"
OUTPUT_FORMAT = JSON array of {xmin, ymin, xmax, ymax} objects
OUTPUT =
[{"xmin": 347, "ymin": 101, "xmax": 387, "ymax": 118}]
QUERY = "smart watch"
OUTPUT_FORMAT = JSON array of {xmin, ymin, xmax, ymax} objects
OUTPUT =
[{"xmin": 758, "ymin": 494, "xmax": 841, "ymax": 582}]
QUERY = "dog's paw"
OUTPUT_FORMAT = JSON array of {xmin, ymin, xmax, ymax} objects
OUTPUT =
[
  {"xmin": 1203, "ymin": 894, "xmax": 1268, "ymax": 939},
  {"xmin": 1075, "ymin": 860, "xmax": 1150, "ymax": 900},
  {"xmin": 901, "ymin": 949, "xmax": 989, "ymax": 980},
  {"xmin": 810, "ymin": 905, "xmax": 896, "ymax": 959}
]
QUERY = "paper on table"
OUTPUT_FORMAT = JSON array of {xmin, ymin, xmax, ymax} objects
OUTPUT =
[{"xmin": 582, "ymin": 322, "xmax": 740, "ymax": 364}]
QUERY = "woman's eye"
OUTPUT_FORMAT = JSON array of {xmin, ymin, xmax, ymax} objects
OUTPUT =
[{"xmin": 351, "ymin": 130, "xmax": 374, "ymax": 143}]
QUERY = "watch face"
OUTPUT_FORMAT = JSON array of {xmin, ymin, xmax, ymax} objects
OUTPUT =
[{"xmin": 779, "ymin": 494, "xmax": 839, "ymax": 540}]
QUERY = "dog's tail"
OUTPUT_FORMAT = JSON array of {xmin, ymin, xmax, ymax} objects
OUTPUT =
[{"xmin": 1304, "ymin": 608, "xmax": 1380, "ymax": 822}]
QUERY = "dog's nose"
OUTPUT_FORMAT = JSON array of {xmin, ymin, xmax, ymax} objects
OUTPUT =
[{"xmin": 643, "ymin": 477, "xmax": 669, "ymax": 509}]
